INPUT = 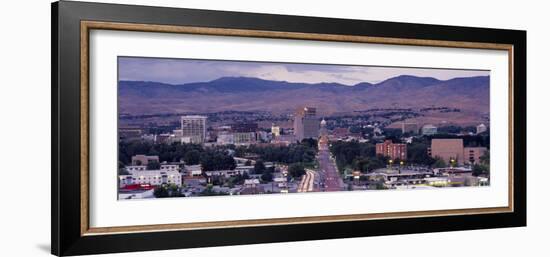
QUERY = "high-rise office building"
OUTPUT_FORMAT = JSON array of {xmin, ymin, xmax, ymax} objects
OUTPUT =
[
  {"xmin": 271, "ymin": 123, "xmax": 281, "ymax": 137},
  {"xmin": 293, "ymin": 107, "xmax": 319, "ymax": 141},
  {"xmin": 181, "ymin": 115, "xmax": 207, "ymax": 144}
]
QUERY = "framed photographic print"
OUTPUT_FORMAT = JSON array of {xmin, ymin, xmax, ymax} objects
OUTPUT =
[{"xmin": 51, "ymin": 1, "xmax": 526, "ymax": 256}]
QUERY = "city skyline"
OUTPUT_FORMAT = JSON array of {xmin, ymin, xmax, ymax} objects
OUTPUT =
[
  {"xmin": 117, "ymin": 56, "xmax": 491, "ymax": 200},
  {"xmin": 118, "ymin": 56, "xmax": 490, "ymax": 85}
]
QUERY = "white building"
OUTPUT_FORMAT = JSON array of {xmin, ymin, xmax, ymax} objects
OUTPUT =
[
  {"xmin": 160, "ymin": 164, "xmax": 179, "ymax": 172},
  {"xmin": 244, "ymin": 179, "xmax": 260, "ymax": 188},
  {"xmin": 125, "ymin": 165, "xmax": 146, "ymax": 173},
  {"xmin": 183, "ymin": 164, "xmax": 203, "ymax": 177},
  {"xmin": 233, "ymin": 132, "xmax": 257, "ymax": 145},
  {"xmin": 271, "ymin": 124, "xmax": 281, "ymax": 137},
  {"xmin": 257, "ymin": 130, "xmax": 269, "ymax": 142},
  {"xmin": 217, "ymin": 132, "xmax": 235, "ymax": 145},
  {"xmin": 235, "ymin": 165, "xmax": 254, "ymax": 174},
  {"xmin": 424, "ymin": 177, "xmax": 451, "ymax": 187},
  {"xmin": 204, "ymin": 170, "xmax": 245, "ymax": 178},
  {"xmin": 421, "ymin": 124, "xmax": 438, "ymax": 135},
  {"xmin": 181, "ymin": 115, "xmax": 207, "ymax": 144},
  {"xmin": 141, "ymin": 134, "xmax": 157, "ymax": 142},
  {"xmin": 476, "ymin": 123, "xmax": 487, "ymax": 134},
  {"xmin": 373, "ymin": 127, "xmax": 383, "ymax": 136},
  {"xmin": 234, "ymin": 157, "xmax": 253, "ymax": 165},
  {"xmin": 119, "ymin": 169, "xmax": 182, "ymax": 188},
  {"xmin": 126, "ymin": 164, "xmax": 178, "ymax": 173}
]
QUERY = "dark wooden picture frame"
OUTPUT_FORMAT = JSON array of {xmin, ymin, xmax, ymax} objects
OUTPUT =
[{"xmin": 52, "ymin": 1, "xmax": 526, "ymax": 256}]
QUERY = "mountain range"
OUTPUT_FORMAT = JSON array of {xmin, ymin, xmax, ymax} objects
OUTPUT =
[{"xmin": 118, "ymin": 75, "xmax": 490, "ymax": 118}]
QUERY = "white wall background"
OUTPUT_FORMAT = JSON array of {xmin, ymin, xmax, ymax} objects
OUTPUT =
[{"xmin": 0, "ymin": 0, "xmax": 546, "ymax": 256}]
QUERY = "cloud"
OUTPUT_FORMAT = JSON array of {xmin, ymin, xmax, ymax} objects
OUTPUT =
[{"xmin": 118, "ymin": 57, "xmax": 489, "ymax": 85}]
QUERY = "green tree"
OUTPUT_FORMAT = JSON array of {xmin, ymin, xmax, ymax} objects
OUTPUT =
[
  {"xmin": 407, "ymin": 142, "xmax": 435, "ymax": 165},
  {"xmin": 183, "ymin": 150, "xmax": 201, "ymax": 165},
  {"xmin": 200, "ymin": 150, "xmax": 236, "ymax": 171},
  {"xmin": 254, "ymin": 160, "xmax": 266, "ymax": 174},
  {"xmin": 300, "ymin": 138, "xmax": 318, "ymax": 149},
  {"xmin": 154, "ymin": 184, "xmax": 183, "ymax": 198},
  {"xmin": 118, "ymin": 168, "xmax": 130, "ymax": 175},
  {"xmin": 480, "ymin": 151, "xmax": 490, "ymax": 165},
  {"xmin": 231, "ymin": 173, "xmax": 250, "ymax": 185},
  {"xmin": 153, "ymin": 185, "xmax": 169, "ymax": 198},
  {"xmin": 432, "ymin": 157, "xmax": 447, "ymax": 168},
  {"xmin": 261, "ymin": 170, "xmax": 273, "ymax": 182},
  {"xmin": 353, "ymin": 157, "xmax": 385, "ymax": 173},
  {"xmin": 146, "ymin": 160, "xmax": 161, "ymax": 170},
  {"xmin": 288, "ymin": 163, "xmax": 306, "ymax": 178},
  {"xmin": 473, "ymin": 151, "xmax": 490, "ymax": 176},
  {"xmin": 472, "ymin": 164, "xmax": 489, "ymax": 176}
]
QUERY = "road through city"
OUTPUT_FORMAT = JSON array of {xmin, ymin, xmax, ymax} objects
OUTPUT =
[{"xmin": 318, "ymin": 135, "xmax": 344, "ymax": 191}]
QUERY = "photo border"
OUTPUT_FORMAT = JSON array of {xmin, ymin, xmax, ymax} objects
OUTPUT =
[{"xmin": 83, "ymin": 20, "xmax": 513, "ymax": 235}]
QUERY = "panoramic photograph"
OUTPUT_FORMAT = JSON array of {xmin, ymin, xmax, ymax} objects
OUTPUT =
[{"xmin": 117, "ymin": 56, "xmax": 491, "ymax": 200}]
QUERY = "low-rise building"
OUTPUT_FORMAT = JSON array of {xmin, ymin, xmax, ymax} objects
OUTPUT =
[
  {"xmin": 428, "ymin": 138, "xmax": 464, "ymax": 164},
  {"xmin": 244, "ymin": 179, "xmax": 260, "ymax": 188},
  {"xmin": 216, "ymin": 132, "xmax": 235, "ymax": 145},
  {"xmin": 234, "ymin": 132, "xmax": 257, "ymax": 145},
  {"xmin": 428, "ymin": 139, "xmax": 487, "ymax": 165},
  {"xmin": 131, "ymin": 155, "xmax": 159, "ymax": 166},
  {"xmin": 271, "ymin": 134, "xmax": 296, "ymax": 145},
  {"xmin": 183, "ymin": 164, "xmax": 203, "ymax": 177},
  {"xmin": 464, "ymin": 147, "xmax": 488, "ymax": 164},
  {"xmin": 125, "ymin": 165, "xmax": 146, "ymax": 173},
  {"xmin": 235, "ymin": 165, "xmax": 254, "ymax": 174},
  {"xmin": 119, "ymin": 169, "xmax": 182, "ymax": 188},
  {"xmin": 118, "ymin": 127, "xmax": 143, "ymax": 141},
  {"xmin": 476, "ymin": 123, "xmax": 488, "ymax": 134},
  {"xmin": 424, "ymin": 177, "xmax": 451, "ymax": 187},
  {"xmin": 401, "ymin": 122, "xmax": 418, "ymax": 134},
  {"xmin": 160, "ymin": 164, "xmax": 180, "ymax": 172},
  {"xmin": 421, "ymin": 124, "xmax": 438, "ymax": 135},
  {"xmin": 204, "ymin": 170, "xmax": 245, "ymax": 178},
  {"xmin": 375, "ymin": 140, "xmax": 407, "ymax": 160}
]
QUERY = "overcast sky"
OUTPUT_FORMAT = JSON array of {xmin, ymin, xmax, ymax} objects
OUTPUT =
[{"xmin": 118, "ymin": 56, "xmax": 489, "ymax": 85}]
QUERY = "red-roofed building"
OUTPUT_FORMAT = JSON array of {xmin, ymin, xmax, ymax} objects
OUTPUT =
[{"xmin": 376, "ymin": 140, "xmax": 407, "ymax": 160}]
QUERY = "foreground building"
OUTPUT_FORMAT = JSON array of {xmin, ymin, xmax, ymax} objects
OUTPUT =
[
  {"xmin": 376, "ymin": 140, "xmax": 407, "ymax": 160},
  {"xmin": 119, "ymin": 169, "xmax": 182, "ymax": 188}
]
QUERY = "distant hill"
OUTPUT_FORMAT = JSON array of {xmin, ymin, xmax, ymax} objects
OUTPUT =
[{"xmin": 118, "ymin": 75, "xmax": 490, "ymax": 119}]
